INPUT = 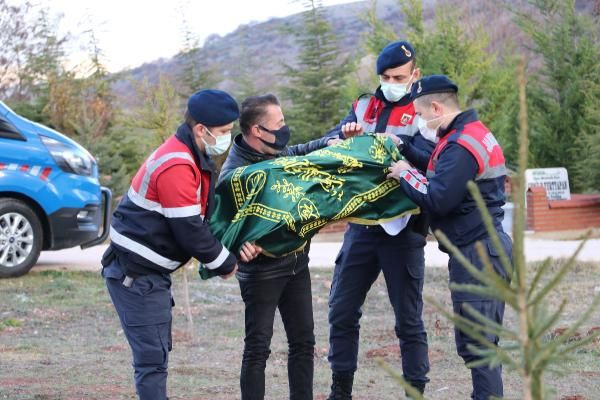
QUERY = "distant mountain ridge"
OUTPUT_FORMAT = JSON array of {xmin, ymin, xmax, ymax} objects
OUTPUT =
[{"xmin": 111, "ymin": 0, "xmax": 597, "ymax": 108}]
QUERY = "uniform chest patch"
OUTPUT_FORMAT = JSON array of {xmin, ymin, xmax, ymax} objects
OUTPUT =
[{"xmin": 401, "ymin": 113, "xmax": 413, "ymax": 125}]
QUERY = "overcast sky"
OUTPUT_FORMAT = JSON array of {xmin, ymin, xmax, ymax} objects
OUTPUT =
[{"xmin": 38, "ymin": 0, "xmax": 362, "ymax": 72}]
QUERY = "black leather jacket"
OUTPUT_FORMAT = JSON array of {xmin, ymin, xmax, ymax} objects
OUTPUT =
[{"xmin": 219, "ymin": 133, "xmax": 329, "ymax": 281}]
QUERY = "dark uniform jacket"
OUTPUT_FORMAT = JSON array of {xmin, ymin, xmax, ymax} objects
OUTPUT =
[
  {"xmin": 102, "ymin": 123, "xmax": 237, "ymax": 277},
  {"xmin": 398, "ymin": 109, "xmax": 508, "ymax": 249}
]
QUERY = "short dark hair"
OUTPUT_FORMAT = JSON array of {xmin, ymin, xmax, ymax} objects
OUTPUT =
[
  {"xmin": 185, "ymin": 110, "xmax": 198, "ymax": 128},
  {"xmin": 240, "ymin": 94, "xmax": 280, "ymax": 135},
  {"xmin": 415, "ymin": 92, "xmax": 460, "ymax": 109},
  {"xmin": 409, "ymin": 58, "xmax": 417, "ymax": 72}
]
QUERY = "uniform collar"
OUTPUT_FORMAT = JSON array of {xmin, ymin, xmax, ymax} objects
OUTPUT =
[
  {"xmin": 174, "ymin": 123, "xmax": 216, "ymax": 173},
  {"xmin": 438, "ymin": 109, "xmax": 479, "ymax": 139},
  {"xmin": 231, "ymin": 133, "xmax": 276, "ymax": 163}
]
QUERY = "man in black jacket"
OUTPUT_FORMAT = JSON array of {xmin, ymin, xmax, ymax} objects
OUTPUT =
[{"xmin": 219, "ymin": 93, "xmax": 339, "ymax": 400}]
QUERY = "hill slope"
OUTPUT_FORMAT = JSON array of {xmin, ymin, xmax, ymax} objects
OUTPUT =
[{"xmin": 111, "ymin": 0, "xmax": 597, "ymax": 107}]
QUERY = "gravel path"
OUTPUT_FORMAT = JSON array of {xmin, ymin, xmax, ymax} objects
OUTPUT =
[{"xmin": 35, "ymin": 237, "xmax": 600, "ymax": 272}]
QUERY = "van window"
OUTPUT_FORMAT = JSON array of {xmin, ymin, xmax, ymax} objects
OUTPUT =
[{"xmin": 0, "ymin": 115, "xmax": 26, "ymax": 141}]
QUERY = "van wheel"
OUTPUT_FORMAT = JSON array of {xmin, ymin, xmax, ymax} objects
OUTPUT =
[{"xmin": 0, "ymin": 199, "xmax": 43, "ymax": 278}]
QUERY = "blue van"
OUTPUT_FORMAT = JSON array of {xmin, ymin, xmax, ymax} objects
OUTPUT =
[{"xmin": 0, "ymin": 101, "xmax": 111, "ymax": 277}]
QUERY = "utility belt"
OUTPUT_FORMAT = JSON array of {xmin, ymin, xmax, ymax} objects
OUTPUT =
[
  {"xmin": 349, "ymin": 213, "xmax": 429, "ymax": 236},
  {"xmin": 101, "ymin": 244, "xmax": 176, "ymax": 283}
]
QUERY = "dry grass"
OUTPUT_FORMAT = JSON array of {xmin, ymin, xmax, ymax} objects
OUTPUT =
[{"xmin": 0, "ymin": 261, "xmax": 598, "ymax": 399}]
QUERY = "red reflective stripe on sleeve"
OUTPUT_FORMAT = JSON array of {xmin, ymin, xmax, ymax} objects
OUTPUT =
[
  {"xmin": 401, "ymin": 169, "xmax": 429, "ymax": 194},
  {"xmin": 20, "ymin": 165, "xmax": 29, "ymax": 172},
  {"xmin": 0, "ymin": 163, "xmax": 5, "ymax": 170},
  {"xmin": 410, "ymin": 168, "xmax": 428, "ymax": 183}
]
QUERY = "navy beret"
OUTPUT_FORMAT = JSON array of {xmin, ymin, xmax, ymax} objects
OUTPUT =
[
  {"xmin": 411, "ymin": 75, "xmax": 458, "ymax": 100},
  {"xmin": 376, "ymin": 41, "xmax": 416, "ymax": 75},
  {"xmin": 187, "ymin": 89, "xmax": 239, "ymax": 127}
]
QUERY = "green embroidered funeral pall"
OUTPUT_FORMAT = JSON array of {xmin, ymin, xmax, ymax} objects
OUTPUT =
[{"xmin": 199, "ymin": 134, "xmax": 419, "ymax": 279}]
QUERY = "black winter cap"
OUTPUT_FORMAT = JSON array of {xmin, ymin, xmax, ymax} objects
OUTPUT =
[
  {"xmin": 187, "ymin": 89, "xmax": 239, "ymax": 127},
  {"xmin": 376, "ymin": 40, "xmax": 415, "ymax": 74},
  {"xmin": 411, "ymin": 75, "xmax": 458, "ymax": 100}
]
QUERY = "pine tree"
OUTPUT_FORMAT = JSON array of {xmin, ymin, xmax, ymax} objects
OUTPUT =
[
  {"xmin": 0, "ymin": 0, "xmax": 29, "ymax": 97},
  {"xmin": 1, "ymin": 1, "xmax": 67, "ymax": 126},
  {"xmin": 0, "ymin": 1, "xmax": 62, "ymax": 100},
  {"xmin": 102, "ymin": 74, "xmax": 182, "ymax": 198},
  {"xmin": 512, "ymin": 0, "xmax": 600, "ymax": 191},
  {"xmin": 62, "ymin": 27, "xmax": 114, "ymax": 146},
  {"xmin": 573, "ymin": 70, "xmax": 600, "ymax": 191},
  {"xmin": 17, "ymin": 8, "xmax": 67, "ymax": 100},
  {"xmin": 283, "ymin": 0, "xmax": 348, "ymax": 144},
  {"xmin": 121, "ymin": 75, "xmax": 182, "ymax": 146},
  {"xmin": 362, "ymin": 0, "xmax": 398, "ymax": 58},
  {"xmin": 229, "ymin": 30, "xmax": 258, "ymax": 102},
  {"xmin": 177, "ymin": 10, "xmax": 218, "ymax": 94}
]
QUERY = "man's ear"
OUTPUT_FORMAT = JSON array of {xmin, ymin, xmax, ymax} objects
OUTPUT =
[
  {"xmin": 192, "ymin": 123, "xmax": 206, "ymax": 139},
  {"xmin": 250, "ymin": 124, "xmax": 262, "ymax": 139},
  {"xmin": 412, "ymin": 67, "xmax": 421, "ymax": 81},
  {"xmin": 431, "ymin": 100, "xmax": 443, "ymax": 116}
]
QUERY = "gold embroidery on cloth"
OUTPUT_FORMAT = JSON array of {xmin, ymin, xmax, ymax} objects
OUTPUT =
[
  {"xmin": 368, "ymin": 135, "xmax": 387, "ymax": 164},
  {"xmin": 271, "ymin": 179, "xmax": 305, "ymax": 202},
  {"xmin": 272, "ymin": 158, "xmax": 345, "ymax": 201}
]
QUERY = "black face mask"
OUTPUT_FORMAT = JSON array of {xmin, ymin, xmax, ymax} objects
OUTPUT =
[{"xmin": 258, "ymin": 124, "xmax": 291, "ymax": 151}]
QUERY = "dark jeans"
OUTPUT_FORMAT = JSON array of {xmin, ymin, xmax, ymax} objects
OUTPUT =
[
  {"xmin": 328, "ymin": 224, "xmax": 430, "ymax": 388},
  {"xmin": 449, "ymin": 231, "xmax": 512, "ymax": 400},
  {"xmin": 103, "ymin": 258, "xmax": 173, "ymax": 400},
  {"xmin": 239, "ymin": 267, "xmax": 315, "ymax": 400}
]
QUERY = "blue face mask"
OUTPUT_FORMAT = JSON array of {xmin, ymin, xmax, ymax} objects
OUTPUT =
[
  {"xmin": 258, "ymin": 124, "xmax": 291, "ymax": 151},
  {"xmin": 379, "ymin": 70, "xmax": 416, "ymax": 102},
  {"xmin": 380, "ymin": 81, "xmax": 410, "ymax": 102},
  {"xmin": 202, "ymin": 129, "xmax": 231, "ymax": 156}
]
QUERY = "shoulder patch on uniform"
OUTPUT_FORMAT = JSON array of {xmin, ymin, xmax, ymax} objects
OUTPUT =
[
  {"xmin": 401, "ymin": 169, "xmax": 428, "ymax": 194},
  {"xmin": 482, "ymin": 132, "xmax": 499, "ymax": 152}
]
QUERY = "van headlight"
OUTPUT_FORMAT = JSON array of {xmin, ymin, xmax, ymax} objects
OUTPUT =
[{"xmin": 40, "ymin": 135, "xmax": 95, "ymax": 176}]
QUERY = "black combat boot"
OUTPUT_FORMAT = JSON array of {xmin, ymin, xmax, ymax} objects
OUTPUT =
[
  {"xmin": 405, "ymin": 382, "xmax": 425, "ymax": 399},
  {"xmin": 327, "ymin": 372, "xmax": 353, "ymax": 400}
]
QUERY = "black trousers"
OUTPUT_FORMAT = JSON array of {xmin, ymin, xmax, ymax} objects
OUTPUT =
[
  {"xmin": 328, "ymin": 224, "xmax": 430, "ymax": 388},
  {"xmin": 239, "ymin": 267, "xmax": 315, "ymax": 400},
  {"xmin": 449, "ymin": 231, "xmax": 512, "ymax": 400}
]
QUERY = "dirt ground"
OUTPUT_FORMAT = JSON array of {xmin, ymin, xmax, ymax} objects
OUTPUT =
[{"xmin": 1, "ymin": 261, "xmax": 599, "ymax": 400}]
